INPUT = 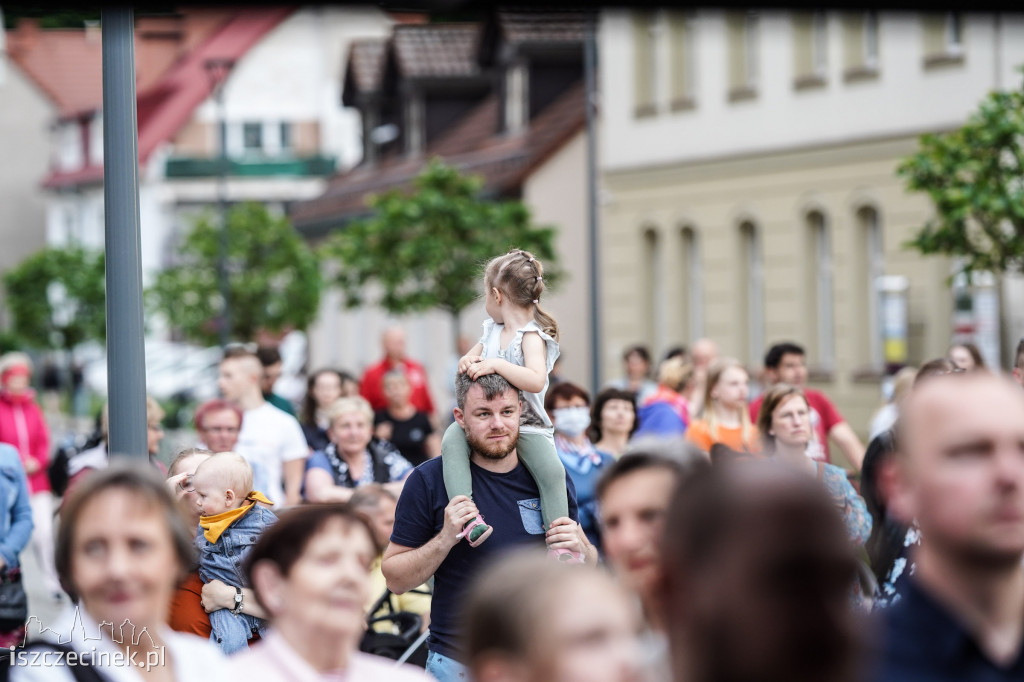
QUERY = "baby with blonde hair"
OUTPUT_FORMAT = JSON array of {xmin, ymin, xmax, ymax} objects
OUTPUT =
[{"xmin": 192, "ymin": 452, "xmax": 277, "ymax": 653}]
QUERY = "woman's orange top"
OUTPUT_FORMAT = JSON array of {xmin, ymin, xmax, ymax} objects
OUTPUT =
[
  {"xmin": 167, "ymin": 570, "xmax": 212, "ymax": 638},
  {"xmin": 686, "ymin": 419, "xmax": 761, "ymax": 454}
]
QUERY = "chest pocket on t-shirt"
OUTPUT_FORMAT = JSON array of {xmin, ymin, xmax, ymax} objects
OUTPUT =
[{"xmin": 517, "ymin": 498, "xmax": 544, "ymax": 535}]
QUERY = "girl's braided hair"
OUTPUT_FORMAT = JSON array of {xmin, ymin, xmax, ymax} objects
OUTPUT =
[{"xmin": 484, "ymin": 249, "xmax": 559, "ymax": 341}]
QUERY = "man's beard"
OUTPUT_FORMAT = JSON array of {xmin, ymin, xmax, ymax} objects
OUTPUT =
[{"xmin": 466, "ymin": 426, "xmax": 520, "ymax": 460}]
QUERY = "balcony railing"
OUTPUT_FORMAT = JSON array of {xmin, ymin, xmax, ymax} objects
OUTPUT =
[{"xmin": 164, "ymin": 155, "xmax": 336, "ymax": 178}]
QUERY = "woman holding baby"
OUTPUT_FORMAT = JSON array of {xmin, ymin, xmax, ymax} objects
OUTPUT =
[{"xmin": 165, "ymin": 449, "xmax": 267, "ymax": 641}]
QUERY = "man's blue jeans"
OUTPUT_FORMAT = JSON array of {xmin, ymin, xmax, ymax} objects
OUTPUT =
[{"xmin": 426, "ymin": 650, "xmax": 469, "ymax": 682}]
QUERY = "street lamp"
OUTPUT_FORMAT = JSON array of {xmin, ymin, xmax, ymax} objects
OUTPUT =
[{"xmin": 204, "ymin": 57, "xmax": 235, "ymax": 349}]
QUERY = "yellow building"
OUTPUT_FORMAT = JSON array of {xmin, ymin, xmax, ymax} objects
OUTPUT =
[{"xmin": 599, "ymin": 10, "xmax": 1024, "ymax": 451}]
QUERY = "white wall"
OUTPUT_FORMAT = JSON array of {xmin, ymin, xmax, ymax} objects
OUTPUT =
[
  {"xmin": 193, "ymin": 6, "xmax": 392, "ymax": 171},
  {"xmin": 0, "ymin": 61, "xmax": 54, "ymax": 327},
  {"xmin": 522, "ymin": 132, "xmax": 592, "ymax": 390},
  {"xmin": 601, "ymin": 11, "xmax": 1024, "ymax": 171}
]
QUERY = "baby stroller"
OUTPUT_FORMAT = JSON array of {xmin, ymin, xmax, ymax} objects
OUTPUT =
[{"xmin": 360, "ymin": 586, "xmax": 431, "ymax": 667}]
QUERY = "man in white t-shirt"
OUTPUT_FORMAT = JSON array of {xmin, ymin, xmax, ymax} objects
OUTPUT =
[{"xmin": 217, "ymin": 349, "xmax": 308, "ymax": 506}]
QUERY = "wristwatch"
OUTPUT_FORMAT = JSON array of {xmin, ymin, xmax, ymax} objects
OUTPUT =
[{"xmin": 231, "ymin": 587, "xmax": 243, "ymax": 615}]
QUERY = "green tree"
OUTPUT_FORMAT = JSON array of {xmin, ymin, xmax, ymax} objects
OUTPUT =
[
  {"xmin": 898, "ymin": 74, "xmax": 1024, "ymax": 276},
  {"xmin": 149, "ymin": 202, "xmax": 322, "ymax": 346},
  {"xmin": 321, "ymin": 159, "xmax": 562, "ymax": 349},
  {"xmin": 898, "ymin": 73, "xmax": 1024, "ymax": 363},
  {"xmin": 2, "ymin": 245, "xmax": 106, "ymax": 351}
]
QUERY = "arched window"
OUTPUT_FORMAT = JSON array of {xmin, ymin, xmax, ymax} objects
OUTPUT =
[
  {"xmin": 681, "ymin": 226, "xmax": 704, "ymax": 341},
  {"xmin": 806, "ymin": 211, "xmax": 834, "ymax": 370},
  {"xmin": 739, "ymin": 221, "xmax": 764, "ymax": 365},
  {"xmin": 855, "ymin": 206, "xmax": 884, "ymax": 369}
]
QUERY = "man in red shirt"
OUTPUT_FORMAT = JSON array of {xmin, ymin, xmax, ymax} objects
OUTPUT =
[
  {"xmin": 749, "ymin": 342, "xmax": 864, "ymax": 470},
  {"xmin": 360, "ymin": 326, "xmax": 435, "ymax": 416}
]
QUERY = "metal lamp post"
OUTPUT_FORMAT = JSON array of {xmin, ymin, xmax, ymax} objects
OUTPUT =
[
  {"xmin": 101, "ymin": 8, "xmax": 148, "ymax": 458},
  {"xmin": 204, "ymin": 57, "xmax": 235, "ymax": 350}
]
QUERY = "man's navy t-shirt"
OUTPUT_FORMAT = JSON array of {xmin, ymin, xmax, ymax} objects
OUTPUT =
[{"xmin": 390, "ymin": 456, "xmax": 579, "ymax": 662}]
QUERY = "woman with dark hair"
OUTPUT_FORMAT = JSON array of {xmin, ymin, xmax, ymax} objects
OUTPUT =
[
  {"xmin": 590, "ymin": 388, "xmax": 638, "ymax": 459},
  {"xmin": 861, "ymin": 359, "xmax": 960, "ymax": 609},
  {"xmin": 232, "ymin": 504, "xmax": 430, "ymax": 680},
  {"xmin": 608, "ymin": 345, "xmax": 658, "ymax": 405},
  {"xmin": 948, "ymin": 342, "xmax": 985, "ymax": 371},
  {"xmin": 299, "ymin": 369, "xmax": 352, "ymax": 452},
  {"xmin": 545, "ymin": 383, "xmax": 615, "ymax": 550},
  {"xmin": 16, "ymin": 463, "xmax": 228, "ymax": 680}
]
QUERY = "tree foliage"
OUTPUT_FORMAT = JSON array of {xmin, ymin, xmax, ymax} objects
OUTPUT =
[
  {"xmin": 321, "ymin": 159, "xmax": 563, "ymax": 329},
  {"xmin": 2, "ymin": 245, "xmax": 106, "ymax": 351},
  {"xmin": 898, "ymin": 74, "xmax": 1024, "ymax": 276},
  {"xmin": 148, "ymin": 202, "xmax": 322, "ymax": 346}
]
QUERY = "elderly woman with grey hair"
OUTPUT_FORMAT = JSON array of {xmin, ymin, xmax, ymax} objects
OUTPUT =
[{"xmin": 303, "ymin": 396, "xmax": 413, "ymax": 503}]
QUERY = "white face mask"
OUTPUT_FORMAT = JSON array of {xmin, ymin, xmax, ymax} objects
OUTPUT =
[{"xmin": 553, "ymin": 406, "xmax": 591, "ymax": 437}]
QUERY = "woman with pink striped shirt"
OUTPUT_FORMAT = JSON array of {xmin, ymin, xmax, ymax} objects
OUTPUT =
[{"xmin": 0, "ymin": 352, "xmax": 60, "ymax": 598}]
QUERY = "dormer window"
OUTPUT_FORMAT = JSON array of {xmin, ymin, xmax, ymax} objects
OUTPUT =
[{"xmin": 504, "ymin": 61, "xmax": 528, "ymax": 133}]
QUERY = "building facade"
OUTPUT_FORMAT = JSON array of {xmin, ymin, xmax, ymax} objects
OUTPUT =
[
  {"xmin": 20, "ymin": 7, "xmax": 391, "ymax": 294},
  {"xmin": 294, "ymin": 12, "xmax": 592, "ymax": 406},
  {"xmin": 0, "ymin": 38, "xmax": 55, "ymax": 331},
  {"xmin": 599, "ymin": 10, "xmax": 1024, "ymax": 451}
]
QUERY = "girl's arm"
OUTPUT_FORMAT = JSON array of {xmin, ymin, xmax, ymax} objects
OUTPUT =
[
  {"xmin": 466, "ymin": 332, "xmax": 548, "ymax": 394},
  {"xmin": 457, "ymin": 343, "xmax": 485, "ymax": 374}
]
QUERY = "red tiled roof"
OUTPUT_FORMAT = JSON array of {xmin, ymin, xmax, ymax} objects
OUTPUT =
[
  {"xmin": 391, "ymin": 23, "xmax": 480, "ymax": 79},
  {"xmin": 38, "ymin": 7, "xmax": 294, "ymax": 189},
  {"xmin": 134, "ymin": 7, "xmax": 294, "ymax": 165},
  {"xmin": 291, "ymin": 80, "xmax": 585, "ymax": 230},
  {"xmin": 6, "ymin": 26, "xmax": 103, "ymax": 116}
]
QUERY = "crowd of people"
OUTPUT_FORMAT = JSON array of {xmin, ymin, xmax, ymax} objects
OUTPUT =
[{"xmin": 0, "ymin": 245, "xmax": 1021, "ymax": 680}]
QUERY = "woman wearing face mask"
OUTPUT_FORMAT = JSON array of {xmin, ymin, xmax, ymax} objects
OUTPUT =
[{"xmin": 545, "ymin": 383, "xmax": 615, "ymax": 552}]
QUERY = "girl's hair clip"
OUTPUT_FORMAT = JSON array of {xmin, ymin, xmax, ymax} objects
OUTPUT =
[
  {"xmin": 528, "ymin": 257, "xmax": 535, "ymax": 263},
  {"xmin": 536, "ymin": 276, "xmax": 543, "ymax": 282},
  {"xmin": 532, "ymin": 299, "xmax": 539, "ymax": 304}
]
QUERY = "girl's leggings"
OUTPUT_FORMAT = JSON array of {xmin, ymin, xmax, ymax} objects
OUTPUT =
[{"xmin": 441, "ymin": 421, "xmax": 568, "ymax": 530}]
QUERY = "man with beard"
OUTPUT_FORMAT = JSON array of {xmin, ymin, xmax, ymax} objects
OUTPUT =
[{"xmin": 384, "ymin": 372, "xmax": 593, "ymax": 682}]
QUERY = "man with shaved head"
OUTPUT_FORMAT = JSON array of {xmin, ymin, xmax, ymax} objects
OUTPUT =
[
  {"xmin": 658, "ymin": 461, "xmax": 861, "ymax": 682},
  {"xmin": 875, "ymin": 372, "xmax": 1024, "ymax": 679},
  {"xmin": 218, "ymin": 348, "xmax": 308, "ymax": 506}
]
